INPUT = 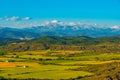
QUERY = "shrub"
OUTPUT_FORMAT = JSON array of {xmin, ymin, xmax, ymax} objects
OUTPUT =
[
  {"xmin": 0, "ymin": 76, "xmax": 4, "ymax": 79},
  {"xmin": 0, "ymin": 51, "xmax": 4, "ymax": 55}
]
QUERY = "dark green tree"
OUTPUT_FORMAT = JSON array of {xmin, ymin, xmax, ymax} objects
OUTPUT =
[{"xmin": 0, "ymin": 51, "xmax": 4, "ymax": 55}]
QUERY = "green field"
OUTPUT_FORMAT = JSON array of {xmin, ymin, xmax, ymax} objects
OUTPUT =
[
  {"xmin": 0, "ymin": 50, "xmax": 120, "ymax": 80},
  {"xmin": 0, "ymin": 65, "xmax": 93, "ymax": 79}
]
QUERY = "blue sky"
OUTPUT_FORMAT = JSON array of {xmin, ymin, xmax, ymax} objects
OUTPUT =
[
  {"xmin": 0, "ymin": 0, "xmax": 120, "ymax": 19},
  {"xmin": 0, "ymin": 0, "xmax": 120, "ymax": 28}
]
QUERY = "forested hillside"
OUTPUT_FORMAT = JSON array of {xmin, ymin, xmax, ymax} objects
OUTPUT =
[{"xmin": 0, "ymin": 36, "xmax": 120, "ymax": 53}]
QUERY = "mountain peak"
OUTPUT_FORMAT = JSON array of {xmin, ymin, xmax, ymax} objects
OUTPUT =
[
  {"xmin": 0, "ymin": 21, "xmax": 120, "ymax": 39},
  {"xmin": 51, "ymin": 20, "xmax": 59, "ymax": 24}
]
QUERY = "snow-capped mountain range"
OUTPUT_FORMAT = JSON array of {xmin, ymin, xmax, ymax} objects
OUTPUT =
[{"xmin": 0, "ymin": 20, "xmax": 120, "ymax": 39}]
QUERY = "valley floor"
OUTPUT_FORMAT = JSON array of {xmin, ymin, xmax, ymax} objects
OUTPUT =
[{"xmin": 0, "ymin": 50, "xmax": 120, "ymax": 80}]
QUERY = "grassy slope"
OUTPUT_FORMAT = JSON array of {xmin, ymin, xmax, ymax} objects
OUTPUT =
[
  {"xmin": 0, "ymin": 36, "xmax": 120, "ymax": 79},
  {"xmin": 0, "ymin": 50, "xmax": 120, "ymax": 79}
]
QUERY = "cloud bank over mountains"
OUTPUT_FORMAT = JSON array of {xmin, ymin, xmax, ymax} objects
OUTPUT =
[
  {"xmin": 0, "ymin": 17, "xmax": 120, "ymax": 38},
  {"xmin": 0, "ymin": 16, "xmax": 120, "ymax": 29}
]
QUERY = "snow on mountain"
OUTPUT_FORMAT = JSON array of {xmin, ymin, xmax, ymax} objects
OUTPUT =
[
  {"xmin": 111, "ymin": 25, "xmax": 120, "ymax": 29},
  {"xmin": 0, "ymin": 20, "xmax": 120, "ymax": 39}
]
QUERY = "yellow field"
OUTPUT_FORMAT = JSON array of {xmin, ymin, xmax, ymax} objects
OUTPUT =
[
  {"xmin": 59, "ymin": 60, "xmax": 120, "ymax": 65},
  {"xmin": 0, "ymin": 62, "xmax": 39, "ymax": 68},
  {"xmin": 1, "ymin": 50, "xmax": 120, "ymax": 79},
  {"xmin": 7, "ymin": 50, "xmax": 82, "ymax": 55}
]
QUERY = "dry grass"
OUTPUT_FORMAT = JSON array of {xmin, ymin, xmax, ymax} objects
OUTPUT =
[
  {"xmin": 0, "ymin": 62, "xmax": 39, "ymax": 68},
  {"xmin": 7, "ymin": 50, "xmax": 82, "ymax": 55},
  {"xmin": 59, "ymin": 60, "xmax": 120, "ymax": 65}
]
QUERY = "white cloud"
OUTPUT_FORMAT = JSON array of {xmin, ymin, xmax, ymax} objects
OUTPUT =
[
  {"xmin": 68, "ymin": 22, "xmax": 76, "ymax": 26},
  {"xmin": 111, "ymin": 25, "xmax": 120, "ymax": 29},
  {"xmin": 0, "ymin": 17, "xmax": 120, "ymax": 29},
  {"xmin": 22, "ymin": 17, "xmax": 31, "ymax": 20},
  {"xmin": 2, "ymin": 16, "xmax": 31, "ymax": 21},
  {"xmin": 6, "ymin": 16, "xmax": 20, "ymax": 21}
]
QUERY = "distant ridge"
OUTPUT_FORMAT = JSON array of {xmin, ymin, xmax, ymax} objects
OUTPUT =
[
  {"xmin": 0, "ymin": 21, "xmax": 120, "ymax": 39},
  {"xmin": 1, "ymin": 35, "xmax": 120, "ymax": 46}
]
